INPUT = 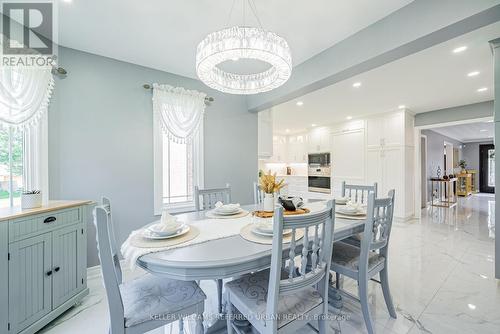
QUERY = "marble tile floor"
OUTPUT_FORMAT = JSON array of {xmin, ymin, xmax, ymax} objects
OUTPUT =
[{"xmin": 39, "ymin": 194, "xmax": 499, "ymax": 334}]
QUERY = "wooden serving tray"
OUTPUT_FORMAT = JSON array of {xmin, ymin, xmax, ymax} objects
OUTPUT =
[{"xmin": 253, "ymin": 208, "xmax": 310, "ymax": 218}]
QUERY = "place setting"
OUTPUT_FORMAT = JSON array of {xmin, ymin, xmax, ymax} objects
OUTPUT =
[
  {"xmin": 335, "ymin": 200, "xmax": 367, "ymax": 220},
  {"xmin": 128, "ymin": 211, "xmax": 200, "ymax": 248},
  {"xmin": 205, "ymin": 201, "xmax": 249, "ymax": 219},
  {"xmin": 240, "ymin": 195, "xmax": 307, "ymax": 245}
]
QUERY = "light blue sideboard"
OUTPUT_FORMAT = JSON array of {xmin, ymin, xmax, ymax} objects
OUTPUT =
[{"xmin": 0, "ymin": 200, "xmax": 93, "ymax": 334}]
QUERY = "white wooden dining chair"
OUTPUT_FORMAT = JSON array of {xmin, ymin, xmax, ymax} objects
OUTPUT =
[
  {"xmin": 341, "ymin": 181, "xmax": 378, "ymax": 204},
  {"xmin": 254, "ymin": 181, "xmax": 264, "ymax": 204},
  {"xmin": 330, "ymin": 190, "xmax": 396, "ymax": 334},
  {"xmin": 194, "ymin": 184, "xmax": 231, "ymax": 211},
  {"xmin": 94, "ymin": 206, "xmax": 206, "ymax": 334},
  {"xmin": 225, "ymin": 200, "xmax": 335, "ymax": 334},
  {"xmin": 193, "ymin": 183, "xmax": 231, "ymax": 313},
  {"xmin": 101, "ymin": 196, "xmax": 122, "ymax": 282}
]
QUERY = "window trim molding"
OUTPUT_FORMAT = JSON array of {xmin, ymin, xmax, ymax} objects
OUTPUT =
[{"xmin": 153, "ymin": 113, "xmax": 204, "ymax": 215}]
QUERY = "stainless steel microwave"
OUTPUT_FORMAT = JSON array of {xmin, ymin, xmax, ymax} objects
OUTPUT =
[{"xmin": 308, "ymin": 153, "xmax": 331, "ymax": 166}]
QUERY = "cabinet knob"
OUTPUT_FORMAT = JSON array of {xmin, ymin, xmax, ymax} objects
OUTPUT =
[
  {"xmin": 46, "ymin": 270, "xmax": 52, "ymax": 276},
  {"xmin": 54, "ymin": 267, "xmax": 60, "ymax": 272},
  {"xmin": 43, "ymin": 216, "xmax": 57, "ymax": 224}
]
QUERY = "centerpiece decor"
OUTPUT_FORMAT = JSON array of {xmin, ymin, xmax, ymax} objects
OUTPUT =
[
  {"xmin": 458, "ymin": 159, "xmax": 467, "ymax": 173},
  {"xmin": 259, "ymin": 170, "xmax": 285, "ymax": 212},
  {"xmin": 195, "ymin": 0, "xmax": 292, "ymax": 95}
]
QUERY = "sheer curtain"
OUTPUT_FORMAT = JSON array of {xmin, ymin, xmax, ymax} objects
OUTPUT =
[
  {"xmin": 152, "ymin": 83, "xmax": 207, "ymax": 143},
  {"xmin": 0, "ymin": 66, "xmax": 53, "ymax": 200}
]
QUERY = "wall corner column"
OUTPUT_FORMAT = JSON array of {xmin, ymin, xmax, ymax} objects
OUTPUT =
[{"xmin": 489, "ymin": 38, "xmax": 500, "ymax": 280}]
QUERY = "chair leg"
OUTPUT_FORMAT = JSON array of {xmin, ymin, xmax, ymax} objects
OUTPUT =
[
  {"xmin": 216, "ymin": 279, "xmax": 223, "ymax": 313},
  {"xmin": 358, "ymin": 275, "xmax": 374, "ymax": 334},
  {"xmin": 335, "ymin": 272, "xmax": 341, "ymax": 289},
  {"xmin": 195, "ymin": 313, "xmax": 204, "ymax": 334},
  {"xmin": 226, "ymin": 295, "xmax": 234, "ymax": 334},
  {"xmin": 178, "ymin": 318, "xmax": 184, "ymax": 334},
  {"xmin": 380, "ymin": 268, "xmax": 397, "ymax": 318},
  {"xmin": 318, "ymin": 313, "xmax": 326, "ymax": 334}
]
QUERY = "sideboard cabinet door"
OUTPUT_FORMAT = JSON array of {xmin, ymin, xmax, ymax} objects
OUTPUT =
[
  {"xmin": 52, "ymin": 225, "xmax": 84, "ymax": 308},
  {"xmin": 8, "ymin": 233, "xmax": 52, "ymax": 333}
]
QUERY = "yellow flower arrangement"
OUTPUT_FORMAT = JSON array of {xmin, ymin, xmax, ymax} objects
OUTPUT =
[{"xmin": 259, "ymin": 170, "xmax": 286, "ymax": 194}]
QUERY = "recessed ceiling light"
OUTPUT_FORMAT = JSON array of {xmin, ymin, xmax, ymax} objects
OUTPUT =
[
  {"xmin": 352, "ymin": 82, "xmax": 362, "ymax": 88},
  {"xmin": 467, "ymin": 71, "xmax": 480, "ymax": 77},
  {"xmin": 453, "ymin": 46, "xmax": 467, "ymax": 53},
  {"xmin": 285, "ymin": 129, "xmax": 290, "ymax": 133},
  {"xmin": 486, "ymin": 120, "xmax": 494, "ymax": 123},
  {"xmin": 477, "ymin": 87, "xmax": 488, "ymax": 92},
  {"xmin": 346, "ymin": 116, "xmax": 353, "ymax": 120},
  {"xmin": 398, "ymin": 105, "xmax": 406, "ymax": 109},
  {"xmin": 467, "ymin": 304, "xmax": 476, "ymax": 310},
  {"xmin": 311, "ymin": 123, "xmax": 317, "ymax": 127},
  {"xmin": 480, "ymin": 129, "xmax": 488, "ymax": 132},
  {"xmin": 296, "ymin": 101, "xmax": 304, "ymax": 106},
  {"xmin": 479, "ymin": 274, "xmax": 488, "ymax": 279},
  {"xmin": 62, "ymin": 0, "xmax": 73, "ymax": 3}
]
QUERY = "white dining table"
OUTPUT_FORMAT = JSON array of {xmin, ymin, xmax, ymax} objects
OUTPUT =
[{"xmin": 135, "ymin": 201, "xmax": 365, "ymax": 332}]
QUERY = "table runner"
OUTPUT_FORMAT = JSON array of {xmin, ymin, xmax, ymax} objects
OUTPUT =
[{"xmin": 121, "ymin": 201, "xmax": 327, "ymax": 270}]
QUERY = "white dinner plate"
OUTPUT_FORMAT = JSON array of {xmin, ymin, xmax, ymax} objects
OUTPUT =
[
  {"xmin": 143, "ymin": 225, "xmax": 190, "ymax": 240},
  {"xmin": 146, "ymin": 223, "xmax": 184, "ymax": 236},
  {"xmin": 335, "ymin": 209, "xmax": 366, "ymax": 216},
  {"xmin": 251, "ymin": 227, "xmax": 292, "ymax": 237},
  {"xmin": 211, "ymin": 208, "xmax": 243, "ymax": 216}
]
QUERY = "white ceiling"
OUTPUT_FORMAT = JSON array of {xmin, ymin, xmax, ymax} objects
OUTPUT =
[
  {"xmin": 272, "ymin": 22, "xmax": 498, "ymax": 134},
  {"xmin": 57, "ymin": 0, "xmax": 414, "ymax": 78},
  {"xmin": 431, "ymin": 121, "xmax": 494, "ymax": 143}
]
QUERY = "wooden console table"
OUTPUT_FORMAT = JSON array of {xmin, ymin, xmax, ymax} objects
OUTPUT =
[{"xmin": 430, "ymin": 178, "xmax": 457, "ymax": 208}]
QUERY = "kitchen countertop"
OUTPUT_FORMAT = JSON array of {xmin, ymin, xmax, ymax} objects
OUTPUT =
[
  {"xmin": 276, "ymin": 174, "xmax": 308, "ymax": 177},
  {"xmin": 0, "ymin": 200, "xmax": 94, "ymax": 222}
]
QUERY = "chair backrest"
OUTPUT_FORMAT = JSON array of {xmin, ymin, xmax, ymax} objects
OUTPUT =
[
  {"xmin": 101, "ymin": 196, "xmax": 122, "ymax": 283},
  {"xmin": 266, "ymin": 201, "xmax": 335, "ymax": 324},
  {"xmin": 360, "ymin": 190, "xmax": 395, "ymax": 261},
  {"xmin": 94, "ymin": 206, "xmax": 125, "ymax": 330},
  {"xmin": 194, "ymin": 184, "xmax": 231, "ymax": 211},
  {"xmin": 253, "ymin": 181, "xmax": 264, "ymax": 204},
  {"xmin": 341, "ymin": 181, "xmax": 378, "ymax": 204}
]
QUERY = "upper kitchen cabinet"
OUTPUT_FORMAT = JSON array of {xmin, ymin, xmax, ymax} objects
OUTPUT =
[
  {"xmin": 258, "ymin": 109, "xmax": 273, "ymax": 158},
  {"xmin": 287, "ymin": 134, "xmax": 307, "ymax": 163},
  {"xmin": 270, "ymin": 135, "xmax": 287, "ymax": 162},
  {"xmin": 308, "ymin": 127, "xmax": 331, "ymax": 153},
  {"xmin": 366, "ymin": 112, "xmax": 405, "ymax": 148}
]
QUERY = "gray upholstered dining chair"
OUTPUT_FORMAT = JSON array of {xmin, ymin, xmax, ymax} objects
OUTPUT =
[
  {"xmin": 194, "ymin": 183, "xmax": 231, "ymax": 313},
  {"xmin": 225, "ymin": 200, "xmax": 335, "ymax": 334},
  {"xmin": 341, "ymin": 181, "xmax": 378, "ymax": 204},
  {"xmin": 194, "ymin": 183, "xmax": 231, "ymax": 211},
  {"xmin": 94, "ymin": 206, "xmax": 206, "ymax": 334},
  {"xmin": 254, "ymin": 181, "xmax": 264, "ymax": 204},
  {"xmin": 330, "ymin": 190, "xmax": 396, "ymax": 334}
]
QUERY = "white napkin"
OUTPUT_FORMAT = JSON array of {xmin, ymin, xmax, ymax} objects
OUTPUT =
[
  {"xmin": 214, "ymin": 201, "xmax": 241, "ymax": 211},
  {"xmin": 148, "ymin": 212, "xmax": 182, "ymax": 234}
]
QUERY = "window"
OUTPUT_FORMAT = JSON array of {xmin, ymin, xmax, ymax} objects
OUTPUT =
[
  {"xmin": 154, "ymin": 123, "xmax": 204, "ymax": 214},
  {"xmin": 0, "ymin": 127, "xmax": 24, "ymax": 207}
]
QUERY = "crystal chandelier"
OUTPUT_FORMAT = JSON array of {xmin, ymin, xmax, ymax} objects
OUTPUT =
[{"xmin": 196, "ymin": 1, "xmax": 292, "ymax": 95}]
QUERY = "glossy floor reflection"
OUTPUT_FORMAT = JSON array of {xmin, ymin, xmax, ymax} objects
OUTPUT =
[{"xmin": 40, "ymin": 194, "xmax": 498, "ymax": 334}]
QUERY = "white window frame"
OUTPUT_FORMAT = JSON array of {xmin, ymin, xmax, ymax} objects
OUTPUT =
[{"xmin": 153, "ymin": 113, "xmax": 204, "ymax": 215}]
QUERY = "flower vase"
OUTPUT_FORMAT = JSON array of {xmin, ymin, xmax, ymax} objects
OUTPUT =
[{"xmin": 263, "ymin": 193, "xmax": 275, "ymax": 212}]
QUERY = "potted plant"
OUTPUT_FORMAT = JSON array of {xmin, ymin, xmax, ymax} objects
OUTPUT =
[
  {"xmin": 458, "ymin": 160, "xmax": 467, "ymax": 173},
  {"xmin": 259, "ymin": 170, "xmax": 286, "ymax": 212},
  {"xmin": 21, "ymin": 190, "xmax": 42, "ymax": 209}
]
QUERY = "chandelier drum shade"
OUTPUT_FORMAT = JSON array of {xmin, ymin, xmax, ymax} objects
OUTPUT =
[{"xmin": 196, "ymin": 26, "xmax": 292, "ymax": 95}]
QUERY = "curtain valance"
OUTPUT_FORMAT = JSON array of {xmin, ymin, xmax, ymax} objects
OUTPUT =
[
  {"xmin": 152, "ymin": 83, "xmax": 207, "ymax": 144},
  {"xmin": 0, "ymin": 66, "xmax": 54, "ymax": 128}
]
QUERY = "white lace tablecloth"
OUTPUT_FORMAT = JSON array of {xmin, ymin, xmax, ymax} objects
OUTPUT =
[{"xmin": 121, "ymin": 201, "xmax": 327, "ymax": 270}]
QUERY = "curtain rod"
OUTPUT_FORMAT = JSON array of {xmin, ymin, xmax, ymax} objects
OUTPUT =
[{"xmin": 142, "ymin": 84, "xmax": 214, "ymax": 103}]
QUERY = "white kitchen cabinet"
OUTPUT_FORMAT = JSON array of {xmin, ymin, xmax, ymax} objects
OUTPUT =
[
  {"xmin": 258, "ymin": 109, "xmax": 273, "ymax": 158},
  {"xmin": 271, "ymin": 135, "xmax": 287, "ymax": 162},
  {"xmin": 365, "ymin": 111, "xmax": 414, "ymax": 219},
  {"xmin": 287, "ymin": 134, "xmax": 307, "ymax": 163},
  {"xmin": 308, "ymin": 127, "xmax": 331, "ymax": 153}
]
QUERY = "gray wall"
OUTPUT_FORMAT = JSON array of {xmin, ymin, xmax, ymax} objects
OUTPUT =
[
  {"xmin": 48, "ymin": 47, "xmax": 257, "ymax": 267},
  {"xmin": 421, "ymin": 130, "xmax": 463, "ymax": 201},
  {"xmin": 462, "ymin": 141, "xmax": 494, "ymax": 190}
]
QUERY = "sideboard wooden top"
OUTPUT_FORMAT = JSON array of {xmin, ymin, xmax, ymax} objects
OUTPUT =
[{"xmin": 0, "ymin": 200, "xmax": 93, "ymax": 222}]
